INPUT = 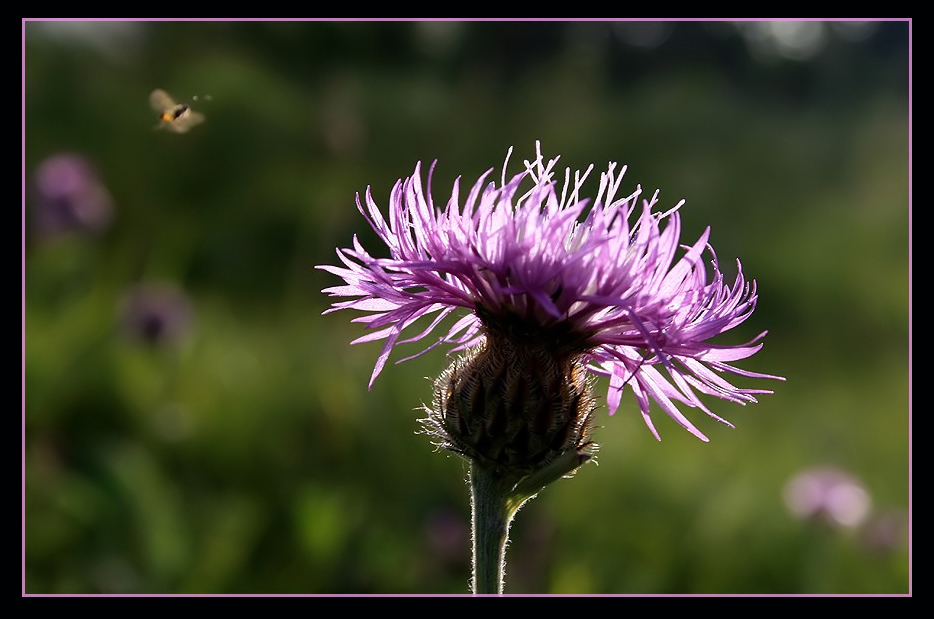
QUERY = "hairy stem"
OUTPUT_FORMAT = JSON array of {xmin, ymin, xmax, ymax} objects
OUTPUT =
[{"xmin": 469, "ymin": 463, "xmax": 517, "ymax": 594}]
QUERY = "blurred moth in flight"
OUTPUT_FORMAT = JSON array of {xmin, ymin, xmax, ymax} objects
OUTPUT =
[{"xmin": 150, "ymin": 88, "xmax": 205, "ymax": 134}]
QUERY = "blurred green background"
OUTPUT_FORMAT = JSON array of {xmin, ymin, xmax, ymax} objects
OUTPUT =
[{"xmin": 23, "ymin": 20, "xmax": 910, "ymax": 595}]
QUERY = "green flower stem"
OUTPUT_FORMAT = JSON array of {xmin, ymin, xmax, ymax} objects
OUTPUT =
[
  {"xmin": 468, "ymin": 450, "xmax": 593, "ymax": 594},
  {"xmin": 469, "ymin": 462, "xmax": 518, "ymax": 595}
]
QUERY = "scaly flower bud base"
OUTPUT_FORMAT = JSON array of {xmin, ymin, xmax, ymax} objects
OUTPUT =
[{"xmin": 422, "ymin": 322, "xmax": 598, "ymax": 490}]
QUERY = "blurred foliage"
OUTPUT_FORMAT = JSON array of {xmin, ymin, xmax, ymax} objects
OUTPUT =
[{"xmin": 24, "ymin": 20, "xmax": 910, "ymax": 595}]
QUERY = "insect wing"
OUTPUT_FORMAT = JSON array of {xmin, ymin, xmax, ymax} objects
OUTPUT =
[{"xmin": 150, "ymin": 88, "xmax": 178, "ymax": 114}]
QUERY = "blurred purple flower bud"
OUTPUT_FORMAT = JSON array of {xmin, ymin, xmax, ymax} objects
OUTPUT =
[
  {"xmin": 859, "ymin": 509, "xmax": 907, "ymax": 554},
  {"xmin": 424, "ymin": 507, "xmax": 470, "ymax": 565},
  {"xmin": 118, "ymin": 282, "xmax": 193, "ymax": 346},
  {"xmin": 31, "ymin": 153, "xmax": 114, "ymax": 239},
  {"xmin": 783, "ymin": 466, "xmax": 872, "ymax": 528}
]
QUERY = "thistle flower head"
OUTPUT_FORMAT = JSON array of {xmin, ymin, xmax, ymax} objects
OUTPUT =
[
  {"xmin": 118, "ymin": 282, "xmax": 194, "ymax": 347},
  {"xmin": 318, "ymin": 142, "xmax": 783, "ymax": 443},
  {"xmin": 30, "ymin": 153, "xmax": 114, "ymax": 240}
]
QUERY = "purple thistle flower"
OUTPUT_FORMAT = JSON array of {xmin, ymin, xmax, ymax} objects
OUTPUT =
[
  {"xmin": 318, "ymin": 143, "xmax": 783, "ymax": 442},
  {"xmin": 30, "ymin": 153, "xmax": 114, "ymax": 240},
  {"xmin": 783, "ymin": 466, "xmax": 872, "ymax": 528},
  {"xmin": 118, "ymin": 282, "xmax": 194, "ymax": 347}
]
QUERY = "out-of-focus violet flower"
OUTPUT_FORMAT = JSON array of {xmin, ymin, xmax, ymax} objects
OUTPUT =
[
  {"xmin": 118, "ymin": 282, "xmax": 193, "ymax": 347},
  {"xmin": 30, "ymin": 153, "xmax": 115, "ymax": 239},
  {"xmin": 783, "ymin": 466, "xmax": 872, "ymax": 528},
  {"xmin": 859, "ymin": 509, "xmax": 908, "ymax": 554},
  {"xmin": 424, "ymin": 507, "xmax": 470, "ymax": 565}
]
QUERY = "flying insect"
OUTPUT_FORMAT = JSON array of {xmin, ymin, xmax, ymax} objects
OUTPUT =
[{"xmin": 150, "ymin": 88, "xmax": 205, "ymax": 134}]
